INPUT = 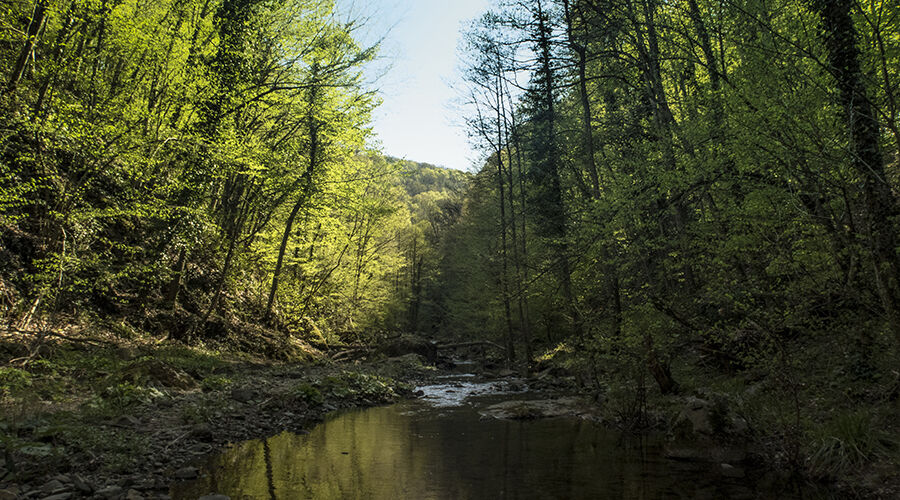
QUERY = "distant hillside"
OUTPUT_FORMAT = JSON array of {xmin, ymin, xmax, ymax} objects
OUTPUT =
[{"xmin": 387, "ymin": 157, "xmax": 471, "ymax": 198}]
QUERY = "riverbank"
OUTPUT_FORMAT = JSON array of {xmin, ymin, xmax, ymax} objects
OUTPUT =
[
  {"xmin": 2, "ymin": 327, "xmax": 896, "ymax": 499},
  {"xmin": 0, "ymin": 327, "xmax": 439, "ymax": 500}
]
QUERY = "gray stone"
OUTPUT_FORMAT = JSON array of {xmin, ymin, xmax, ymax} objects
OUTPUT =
[
  {"xmin": 173, "ymin": 466, "xmax": 199, "ymax": 480},
  {"xmin": 198, "ymin": 495, "xmax": 231, "ymax": 500},
  {"xmin": 230, "ymin": 388, "xmax": 256, "ymax": 403},
  {"xmin": 720, "ymin": 463, "xmax": 746, "ymax": 478},
  {"xmin": 124, "ymin": 489, "xmax": 144, "ymax": 500},
  {"xmin": 664, "ymin": 447, "xmax": 708, "ymax": 462},
  {"xmin": 116, "ymin": 415, "xmax": 141, "ymax": 427},
  {"xmin": 95, "ymin": 485, "xmax": 125, "ymax": 499},
  {"xmin": 191, "ymin": 423, "xmax": 214, "ymax": 442},
  {"xmin": 507, "ymin": 380, "xmax": 526, "ymax": 392},
  {"xmin": 0, "ymin": 489, "xmax": 19, "ymax": 500},
  {"xmin": 383, "ymin": 335, "xmax": 437, "ymax": 363},
  {"xmin": 479, "ymin": 398, "xmax": 586, "ymax": 420},
  {"xmin": 388, "ymin": 353, "xmax": 426, "ymax": 366},
  {"xmin": 675, "ymin": 397, "xmax": 714, "ymax": 435},
  {"xmin": 72, "ymin": 475, "xmax": 93, "ymax": 494},
  {"xmin": 40, "ymin": 493, "xmax": 73, "ymax": 500},
  {"xmin": 40, "ymin": 480, "xmax": 65, "ymax": 493}
]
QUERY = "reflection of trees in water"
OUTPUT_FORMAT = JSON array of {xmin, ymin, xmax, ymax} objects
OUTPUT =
[
  {"xmin": 171, "ymin": 404, "xmax": 815, "ymax": 499},
  {"xmin": 263, "ymin": 437, "xmax": 276, "ymax": 500}
]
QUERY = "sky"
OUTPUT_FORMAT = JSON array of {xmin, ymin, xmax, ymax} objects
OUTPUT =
[{"xmin": 337, "ymin": 0, "xmax": 490, "ymax": 172}]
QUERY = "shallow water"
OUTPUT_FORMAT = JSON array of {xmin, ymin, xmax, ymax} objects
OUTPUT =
[{"xmin": 171, "ymin": 378, "xmax": 833, "ymax": 499}]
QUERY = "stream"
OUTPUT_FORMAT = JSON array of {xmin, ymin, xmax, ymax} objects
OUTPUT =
[{"xmin": 171, "ymin": 373, "xmax": 834, "ymax": 499}]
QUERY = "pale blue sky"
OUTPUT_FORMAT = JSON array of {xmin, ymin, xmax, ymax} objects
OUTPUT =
[{"xmin": 338, "ymin": 0, "xmax": 490, "ymax": 171}]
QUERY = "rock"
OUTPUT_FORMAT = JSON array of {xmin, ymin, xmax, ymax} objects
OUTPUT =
[
  {"xmin": 124, "ymin": 489, "xmax": 144, "ymax": 500},
  {"xmin": 230, "ymin": 388, "xmax": 256, "ymax": 403},
  {"xmin": 50, "ymin": 475, "xmax": 71, "ymax": 485},
  {"xmin": 388, "ymin": 353, "xmax": 427, "ymax": 366},
  {"xmin": 95, "ymin": 485, "xmax": 125, "ymax": 499},
  {"xmin": 730, "ymin": 415, "xmax": 749, "ymax": 434},
  {"xmin": 675, "ymin": 397, "xmax": 714, "ymax": 435},
  {"xmin": 480, "ymin": 398, "xmax": 585, "ymax": 420},
  {"xmin": 40, "ymin": 480, "xmax": 65, "ymax": 493},
  {"xmin": 0, "ymin": 489, "xmax": 18, "ymax": 500},
  {"xmin": 72, "ymin": 475, "xmax": 93, "ymax": 494},
  {"xmin": 198, "ymin": 495, "xmax": 231, "ymax": 500},
  {"xmin": 710, "ymin": 447, "xmax": 747, "ymax": 464},
  {"xmin": 173, "ymin": 466, "xmax": 199, "ymax": 480},
  {"xmin": 116, "ymin": 346, "xmax": 140, "ymax": 360},
  {"xmin": 507, "ymin": 380, "xmax": 526, "ymax": 392},
  {"xmin": 720, "ymin": 463, "xmax": 746, "ymax": 478},
  {"xmin": 191, "ymin": 423, "xmax": 214, "ymax": 442},
  {"xmin": 43, "ymin": 491, "xmax": 75, "ymax": 500},
  {"xmin": 116, "ymin": 415, "xmax": 141, "ymax": 427},
  {"xmin": 664, "ymin": 445, "xmax": 748, "ymax": 464},
  {"xmin": 382, "ymin": 335, "xmax": 437, "ymax": 363},
  {"xmin": 497, "ymin": 368, "xmax": 515, "ymax": 378},
  {"xmin": 40, "ymin": 493, "xmax": 73, "ymax": 500},
  {"xmin": 664, "ymin": 447, "xmax": 708, "ymax": 462},
  {"xmin": 120, "ymin": 360, "xmax": 197, "ymax": 389}
]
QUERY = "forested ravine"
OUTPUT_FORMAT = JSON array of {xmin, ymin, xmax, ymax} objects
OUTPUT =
[{"xmin": 2, "ymin": 0, "xmax": 900, "ymax": 499}]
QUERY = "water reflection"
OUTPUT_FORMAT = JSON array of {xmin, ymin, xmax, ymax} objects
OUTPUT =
[{"xmin": 172, "ymin": 401, "xmax": 829, "ymax": 499}]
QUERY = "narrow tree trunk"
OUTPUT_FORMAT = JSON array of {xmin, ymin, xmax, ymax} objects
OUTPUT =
[
  {"xmin": 7, "ymin": 0, "xmax": 48, "ymax": 94},
  {"xmin": 562, "ymin": 0, "xmax": 600, "ymax": 197},
  {"xmin": 494, "ymin": 67, "xmax": 516, "ymax": 364},
  {"xmin": 505, "ymin": 78, "xmax": 533, "ymax": 363},
  {"xmin": 164, "ymin": 247, "xmax": 187, "ymax": 309},
  {"xmin": 535, "ymin": 0, "xmax": 582, "ymax": 338},
  {"xmin": 265, "ymin": 73, "xmax": 320, "ymax": 322}
]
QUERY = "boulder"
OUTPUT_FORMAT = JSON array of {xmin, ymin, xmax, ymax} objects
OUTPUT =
[
  {"xmin": 173, "ymin": 466, "xmax": 199, "ymax": 480},
  {"xmin": 673, "ymin": 394, "xmax": 745, "ymax": 437},
  {"xmin": 230, "ymin": 388, "xmax": 256, "ymax": 403},
  {"xmin": 720, "ymin": 463, "xmax": 746, "ymax": 478},
  {"xmin": 95, "ymin": 486, "xmax": 125, "ymax": 500},
  {"xmin": 40, "ymin": 493, "xmax": 73, "ymax": 500},
  {"xmin": 383, "ymin": 336, "xmax": 437, "ymax": 363},
  {"xmin": 675, "ymin": 397, "xmax": 714, "ymax": 435},
  {"xmin": 479, "ymin": 397, "xmax": 587, "ymax": 420},
  {"xmin": 120, "ymin": 360, "xmax": 197, "ymax": 390}
]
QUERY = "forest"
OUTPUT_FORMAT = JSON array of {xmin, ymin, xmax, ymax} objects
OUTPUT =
[{"xmin": 1, "ymin": 0, "xmax": 899, "ymax": 498}]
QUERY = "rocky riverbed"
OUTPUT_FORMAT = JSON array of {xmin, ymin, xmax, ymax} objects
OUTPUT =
[{"xmin": 0, "ymin": 353, "xmax": 444, "ymax": 500}]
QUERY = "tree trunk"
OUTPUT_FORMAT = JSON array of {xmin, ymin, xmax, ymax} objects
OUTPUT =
[
  {"xmin": 813, "ymin": 0, "xmax": 900, "ymax": 343},
  {"xmin": 7, "ymin": 0, "xmax": 48, "ymax": 94},
  {"xmin": 562, "ymin": 0, "xmax": 601, "ymax": 197}
]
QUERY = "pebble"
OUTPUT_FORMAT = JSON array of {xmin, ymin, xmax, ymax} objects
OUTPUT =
[
  {"xmin": 173, "ymin": 466, "xmax": 199, "ymax": 480},
  {"xmin": 95, "ymin": 485, "xmax": 125, "ymax": 499},
  {"xmin": 230, "ymin": 388, "xmax": 256, "ymax": 403},
  {"xmin": 116, "ymin": 415, "xmax": 142, "ymax": 427},
  {"xmin": 40, "ymin": 480, "xmax": 65, "ymax": 493},
  {"xmin": 720, "ymin": 463, "xmax": 746, "ymax": 478},
  {"xmin": 72, "ymin": 475, "xmax": 93, "ymax": 494},
  {"xmin": 124, "ymin": 489, "xmax": 144, "ymax": 500},
  {"xmin": 40, "ymin": 493, "xmax": 73, "ymax": 500}
]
